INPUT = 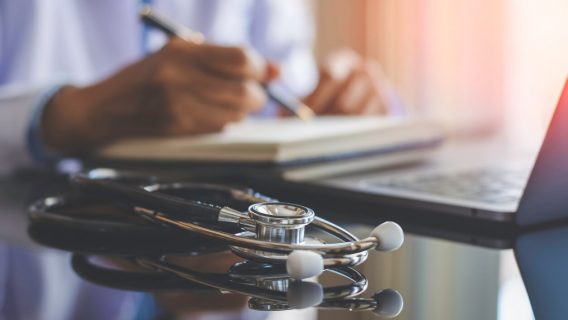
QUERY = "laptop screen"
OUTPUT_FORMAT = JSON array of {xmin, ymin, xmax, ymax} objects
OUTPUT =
[{"xmin": 517, "ymin": 78, "xmax": 568, "ymax": 226}]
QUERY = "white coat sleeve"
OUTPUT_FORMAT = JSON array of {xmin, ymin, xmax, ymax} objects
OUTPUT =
[{"xmin": 0, "ymin": 84, "xmax": 61, "ymax": 175}]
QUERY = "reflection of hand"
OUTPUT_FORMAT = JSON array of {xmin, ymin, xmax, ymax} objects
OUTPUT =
[
  {"xmin": 304, "ymin": 49, "xmax": 394, "ymax": 116},
  {"xmin": 42, "ymin": 38, "xmax": 280, "ymax": 154}
]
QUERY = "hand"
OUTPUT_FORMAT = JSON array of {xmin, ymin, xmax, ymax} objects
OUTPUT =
[
  {"xmin": 304, "ymin": 49, "xmax": 394, "ymax": 116},
  {"xmin": 42, "ymin": 38, "xmax": 280, "ymax": 154}
]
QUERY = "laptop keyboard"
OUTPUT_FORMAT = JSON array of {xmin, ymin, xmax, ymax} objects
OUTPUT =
[{"xmin": 367, "ymin": 168, "xmax": 530, "ymax": 204}]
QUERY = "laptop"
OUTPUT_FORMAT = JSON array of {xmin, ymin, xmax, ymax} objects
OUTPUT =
[{"xmin": 293, "ymin": 79, "xmax": 568, "ymax": 226}]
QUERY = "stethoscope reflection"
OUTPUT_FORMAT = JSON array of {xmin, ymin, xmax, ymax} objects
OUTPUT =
[{"xmin": 72, "ymin": 253, "xmax": 403, "ymax": 317}]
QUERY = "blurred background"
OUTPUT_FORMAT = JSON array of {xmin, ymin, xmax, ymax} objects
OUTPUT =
[
  {"xmin": 2, "ymin": 1, "xmax": 563, "ymax": 319},
  {"xmin": 309, "ymin": 0, "xmax": 568, "ymax": 319},
  {"xmin": 312, "ymin": 0, "xmax": 568, "ymax": 143}
]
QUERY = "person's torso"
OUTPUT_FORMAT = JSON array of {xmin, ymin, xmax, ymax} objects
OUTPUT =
[{"xmin": 0, "ymin": 0, "xmax": 258, "ymax": 86}]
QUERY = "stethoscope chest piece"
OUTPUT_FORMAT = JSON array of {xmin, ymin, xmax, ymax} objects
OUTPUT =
[
  {"xmin": 230, "ymin": 202, "xmax": 325, "ymax": 264},
  {"xmin": 250, "ymin": 202, "xmax": 314, "ymax": 244}
]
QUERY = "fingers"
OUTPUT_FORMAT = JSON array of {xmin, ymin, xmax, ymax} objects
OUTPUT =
[
  {"xmin": 328, "ymin": 67, "xmax": 388, "ymax": 115},
  {"xmin": 306, "ymin": 49, "xmax": 392, "ymax": 116},
  {"xmin": 142, "ymin": 39, "xmax": 276, "ymax": 136},
  {"xmin": 161, "ymin": 38, "xmax": 270, "ymax": 82},
  {"xmin": 123, "ymin": 74, "xmax": 262, "ymax": 137},
  {"xmin": 304, "ymin": 49, "xmax": 361, "ymax": 113},
  {"xmin": 152, "ymin": 65, "xmax": 267, "ymax": 113},
  {"xmin": 135, "ymin": 97, "xmax": 246, "ymax": 137},
  {"xmin": 304, "ymin": 69, "xmax": 344, "ymax": 114},
  {"xmin": 194, "ymin": 78, "xmax": 266, "ymax": 113},
  {"xmin": 156, "ymin": 39, "xmax": 272, "ymax": 112},
  {"xmin": 328, "ymin": 68, "xmax": 371, "ymax": 114},
  {"xmin": 164, "ymin": 96, "xmax": 248, "ymax": 135}
]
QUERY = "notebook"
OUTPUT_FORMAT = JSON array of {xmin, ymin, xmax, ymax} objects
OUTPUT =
[{"xmin": 95, "ymin": 116, "xmax": 443, "ymax": 180}]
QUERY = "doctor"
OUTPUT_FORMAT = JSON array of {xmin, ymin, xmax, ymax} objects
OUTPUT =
[
  {"xmin": 0, "ymin": 0, "xmax": 398, "ymax": 170},
  {"xmin": 0, "ymin": 0, "xmax": 398, "ymax": 319}
]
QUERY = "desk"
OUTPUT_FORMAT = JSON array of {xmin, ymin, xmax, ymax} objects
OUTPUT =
[{"xmin": 1, "ymin": 170, "xmax": 562, "ymax": 319}]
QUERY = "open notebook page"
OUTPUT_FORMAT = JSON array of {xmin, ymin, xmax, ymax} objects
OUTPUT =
[{"xmin": 97, "ymin": 116, "xmax": 442, "ymax": 162}]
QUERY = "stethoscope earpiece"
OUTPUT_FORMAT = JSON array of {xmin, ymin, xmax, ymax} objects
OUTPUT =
[
  {"xmin": 286, "ymin": 280, "xmax": 324, "ymax": 309},
  {"xmin": 370, "ymin": 221, "xmax": 405, "ymax": 252},
  {"xmin": 286, "ymin": 250, "xmax": 324, "ymax": 280},
  {"xmin": 372, "ymin": 289, "xmax": 404, "ymax": 318}
]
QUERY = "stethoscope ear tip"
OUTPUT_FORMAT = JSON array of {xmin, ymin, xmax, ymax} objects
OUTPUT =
[
  {"xmin": 372, "ymin": 289, "xmax": 404, "ymax": 318},
  {"xmin": 370, "ymin": 221, "xmax": 405, "ymax": 252},
  {"xmin": 287, "ymin": 280, "xmax": 324, "ymax": 309},
  {"xmin": 286, "ymin": 250, "xmax": 324, "ymax": 280}
]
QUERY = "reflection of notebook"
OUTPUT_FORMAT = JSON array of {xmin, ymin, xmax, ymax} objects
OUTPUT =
[{"xmin": 96, "ymin": 116, "xmax": 443, "ymax": 179}]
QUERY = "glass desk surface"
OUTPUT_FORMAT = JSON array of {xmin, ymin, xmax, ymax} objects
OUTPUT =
[{"xmin": 0, "ymin": 171, "xmax": 562, "ymax": 320}]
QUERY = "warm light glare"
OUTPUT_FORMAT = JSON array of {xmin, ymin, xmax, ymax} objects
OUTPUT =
[
  {"xmin": 504, "ymin": 0, "xmax": 568, "ymax": 145},
  {"xmin": 315, "ymin": 0, "xmax": 568, "ymax": 139}
]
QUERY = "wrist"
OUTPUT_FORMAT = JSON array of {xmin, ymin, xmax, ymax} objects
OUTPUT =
[
  {"xmin": 41, "ymin": 66, "xmax": 147, "ymax": 154},
  {"xmin": 41, "ymin": 59, "xmax": 158, "ymax": 154},
  {"xmin": 41, "ymin": 85, "xmax": 100, "ymax": 154}
]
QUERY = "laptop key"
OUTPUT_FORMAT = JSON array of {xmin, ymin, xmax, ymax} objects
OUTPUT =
[{"xmin": 369, "ymin": 168, "xmax": 529, "ymax": 204}]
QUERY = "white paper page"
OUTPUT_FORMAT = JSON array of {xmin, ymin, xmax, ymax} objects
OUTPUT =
[{"xmin": 125, "ymin": 116, "xmax": 404, "ymax": 148}]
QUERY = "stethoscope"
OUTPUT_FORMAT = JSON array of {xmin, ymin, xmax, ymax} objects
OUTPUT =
[
  {"xmin": 71, "ymin": 253, "xmax": 404, "ymax": 317},
  {"xmin": 30, "ymin": 168, "xmax": 404, "ymax": 279}
]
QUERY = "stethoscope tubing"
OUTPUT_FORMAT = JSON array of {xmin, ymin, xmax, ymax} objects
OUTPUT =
[
  {"xmin": 71, "ymin": 174, "xmax": 223, "ymax": 223},
  {"xmin": 31, "ymin": 170, "xmax": 394, "ymax": 273},
  {"xmin": 28, "ymin": 192, "xmax": 229, "ymax": 255},
  {"xmin": 73, "ymin": 173, "xmax": 377, "ymax": 257}
]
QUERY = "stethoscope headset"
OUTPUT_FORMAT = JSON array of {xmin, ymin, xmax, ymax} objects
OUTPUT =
[
  {"xmin": 71, "ymin": 252, "xmax": 403, "ymax": 317},
  {"xmin": 29, "ymin": 168, "xmax": 404, "ymax": 280}
]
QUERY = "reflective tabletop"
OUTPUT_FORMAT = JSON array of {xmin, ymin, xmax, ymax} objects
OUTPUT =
[{"xmin": 1, "ymin": 169, "xmax": 562, "ymax": 320}]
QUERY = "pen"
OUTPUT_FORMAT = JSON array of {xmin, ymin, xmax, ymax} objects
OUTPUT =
[{"xmin": 140, "ymin": 6, "xmax": 316, "ymax": 121}]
